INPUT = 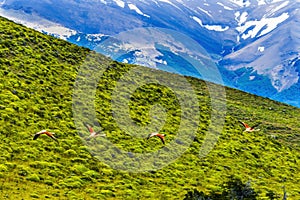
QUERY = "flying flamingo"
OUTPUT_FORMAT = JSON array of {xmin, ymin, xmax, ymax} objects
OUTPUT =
[
  {"xmin": 33, "ymin": 130, "xmax": 58, "ymax": 142},
  {"xmin": 239, "ymin": 121, "xmax": 260, "ymax": 132},
  {"xmin": 147, "ymin": 132, "xmax": 166, "ymax": 144},
  {"xmin": 84, "ymin": 123, "xmax": 106, "ymax": 138}
]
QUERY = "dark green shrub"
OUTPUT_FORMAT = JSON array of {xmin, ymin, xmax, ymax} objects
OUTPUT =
[
  {"xmin": 184, "ymin": 177, "xmax": 258, "ymax": 200},
  {"xmin": 26, "ymin": 174, "xmax": 40, "ymax": 182},
  {"xmin": 30, "ymin": 194, "xmax": 40, "ymax": 198},
  {"xmin": 0, "ymin": 164, "xmax": 8, "ymax": 172}
]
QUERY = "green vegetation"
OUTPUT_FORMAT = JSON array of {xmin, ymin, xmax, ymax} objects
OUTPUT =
[
  {"xmin": 0, "ymin": 16, "xmax": 299, "ymax": 199},
  {"xmin": 184, "ymin": 176, "xmax": 258, "ymax": 199}
]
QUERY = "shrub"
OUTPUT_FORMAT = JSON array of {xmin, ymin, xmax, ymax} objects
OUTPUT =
[
  {"xmin": 61, "ymin": 176, "xmax": 83, "ymax": 189},
  {"xmin": 26, "ymin": 174, "xmax": 40, "ymax": 182},
  {"xmin": 184, "ymin": 177, "xmax": 258, "ymax": 200},
  {"xmin": 83, "ymin": 170, "xmax": 100, "ymax": 179},
  {"xmin": 0, "ymin": 164, "xmax": 8, "ymax": 172},
  {"xmin": 70, "ymin": 164, "xmax": 89, "ymax": 175},
  {"xmin": 64, "ymin": 149, "xmax": 77, "ymax": 157},
  {"xmin": 44, "ymin": 179, "xmax": 54, "ymax": 186},
  {"xmin": 184, "ymin": 189, "xmax": 210, "ymax": 200},
  {"xmin": 17, "ymin": 166, "xmax": 30, "ymax": 176},
  {"xmin": 30, "ymin": 194, "xmax": 40, "ymax": 198}
]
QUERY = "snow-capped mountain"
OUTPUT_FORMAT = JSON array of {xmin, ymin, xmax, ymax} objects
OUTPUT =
[{"xmin": 1, "ymin": 0, "xmax": 299, "ymax": 107}]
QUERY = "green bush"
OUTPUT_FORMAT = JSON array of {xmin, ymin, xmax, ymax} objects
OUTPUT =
[
  {"xmin": 26, "ymin": 174, "xmax": 41, "ymax": 182},
  {"xmin": 64, "ymin": 149, "xmax": 77, "ymax": 157},
  {"xmin": 62, "ymin": 176, "xmax": 83, "ymax": 189},
  {"xmin": 0, "ymin": 164, "xmax": 8, "ymax": 172},
  {"xmin": 29, "ymin": 194, "xmax": 40, "ymax": 198},
  {"xmin": 184, "ymin": 177, "xmax": 258, "ymax": 200}
]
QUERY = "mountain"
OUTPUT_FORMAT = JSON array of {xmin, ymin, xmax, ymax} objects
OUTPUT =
[
  {"xmin": 1, "ymin": 0, "xmax": 299, "ymax": 107},
  {"xmin": 1, "ymin": 16, "xmax": 300, "ymax": 199}
]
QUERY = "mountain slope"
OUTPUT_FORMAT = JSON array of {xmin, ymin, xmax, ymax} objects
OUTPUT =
[
  {"xmin": 1, "ymin": 0, "xmax": 299, "ymax": 107},
  {"xmin": 0, "ymin": 16, "xmax": 300, "ymax": 199},
  {"xmin": 0, "ymin": 0, "xmax": 300, "ymax": 107}
]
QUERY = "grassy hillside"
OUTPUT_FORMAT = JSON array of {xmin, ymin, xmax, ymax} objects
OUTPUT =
[{"xmin": 0, "ymin": 16, "xmax": 299, "ymax": 199}]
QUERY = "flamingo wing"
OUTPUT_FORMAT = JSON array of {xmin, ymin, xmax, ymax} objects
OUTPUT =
[
  {"xmin": 251, "ymin": 123, "xmax": 260, "ymax": 129},
  {"xmin": 38, "ymin": 130, "xmax": 47, "ymax": 133},
  {"xmin": 45, "ymin": 132, "xmax": 58, "ymax": 141},
  {"xmin": 84, "ymin": 123, "xmax": 94, "ymax": 133},
  {"xmin": 157, "ymin": 135, "xmax": 165, "ymax": 144},
  {"xmin": 239, "ymin": 121, "xmax": 250, "ymax": 129},
  {"xmin": 147, "ymin": 132, "xmax": 158, "ymax": 139},
  {"xmin": 95, "ymin": 130, "xmax": 106, "ymax": 137},
  {"xmin": 50, "ymin": 136, "xmax": 59, "ymax": 143},
  {"xmin": 33, "ymin": 133, "xmax": 40, "ymax": 140}
]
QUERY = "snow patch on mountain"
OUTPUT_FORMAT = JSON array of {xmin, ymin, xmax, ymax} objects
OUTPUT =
[
  {"xmin": 217, "ymin": 2, "xmax": 233, "ymax": 10},
  {"xmin": 264, "ymin": 1, "xmax": 290, "ymax": 17},
  {"xmin": 128, "ymin": 3, "xmax": 150, "ymax": 17},
  {"xmin": 156, "ymin": 0, "xmax": 181, "ymax": 9},
  {"xmin": 99, "ymin": 0, "xmax": 107, "ymax": 4},
  {"xmin": 114, "ymin": 0, "xmax": 125, "ymax": 8},
  {"xmin": 257, "ymin": 0, "xmax": 266, "ymax": 5},
  {"xmin": 197, "ymin": 7, "xmax": 212, "ymax": 17},
  {"xmin": 205, "ymin": 24, "xmax": 229, "ymax": 32},
  {"xmin": 86, "ymin": 33, "xmax": 106, "ymax": 41},
  {"xmin": 258, "ymin": 46, "xmax": 265, "ymax": 52},
  {"xmin": 192, "ymin": 16, "xmax": 229, "ymax": 32},
  {"xmin": 236, "ymin": 12, "xmax": 289, "ymax": 41},
  {"xmin": 249, "ymin": 75, "xmax": 256, "ymax": 80},
  {"xmin": 191, "ymin": 16, "xmax": 203, "ymax": 25},
  {"xmin": 235, "ymin": 11, "xmax": 248, "ymax": 25}
]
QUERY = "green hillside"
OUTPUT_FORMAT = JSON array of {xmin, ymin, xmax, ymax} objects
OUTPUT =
[{"xmin": 0, "ymin": 16, "xmax": 299, "ymax": 199}]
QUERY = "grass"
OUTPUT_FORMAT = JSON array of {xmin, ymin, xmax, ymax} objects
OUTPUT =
[{"xmin": 0, "ymin": 16, "xmax": 299, "ymax": 199}]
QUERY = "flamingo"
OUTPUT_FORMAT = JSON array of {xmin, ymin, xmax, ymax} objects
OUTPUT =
[
  {"xmin": 84, "ymin": 123, "xmax": 106, "ymax": 138},
  {"xmin": 33, "ymin": 130, "xmax": 58, "ymax": 142},
  {"xmin": 147, "ymin": 132, "xmax": 166, "ymax": 144},
  {"xmin": 239, "ymin": 121, "xmax": 260, "ymax": 132}
]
